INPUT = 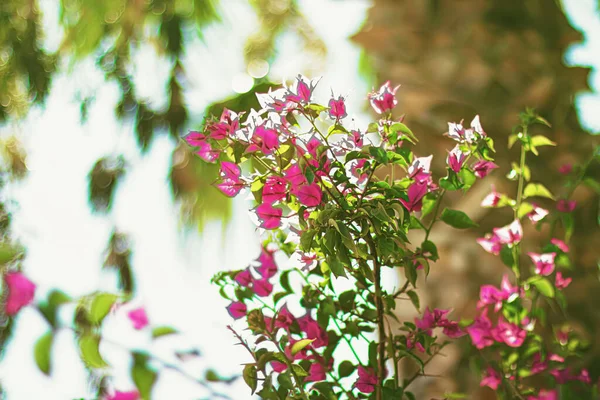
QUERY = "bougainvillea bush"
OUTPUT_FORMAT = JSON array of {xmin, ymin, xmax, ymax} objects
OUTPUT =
[{"xmin": 2, "ymin": 76, "xmax": 598, "ymax": 400}]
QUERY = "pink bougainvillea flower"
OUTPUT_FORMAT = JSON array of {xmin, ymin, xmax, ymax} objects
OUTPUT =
[
  {"xmin": 556, "ymin": 199, "xmax": 576, "ymax": 213},
  {"xmin": 220, "ymin": 161, "xmax": 241, "ymax": 181},
  {"xmin": 292, "ymin": 250, "xmax": 318, "ymax": 272},
  {"xmin": 255, "ymin": 203, "xmax": 283, "ymax": 230},
  {"xmin": 550, "ymin": 238, "xmax": 569, "ymax": 253},
  {"xmin": 480, "ymin": 366, "xmax": 502, "ymax": 390},
  {"xmin": 527, "ymin": 389, "xmax": 558, "ymax": 400},
  {"xmin": 298, "ymin": 314, "xmax": 328, "ymax": 348},
  {"xmin": 256, "ymin": 247, "xmax": 277, "ymax": 279},
  {"xmin": 207, "ymin": 108, "xmax": 241, "ymax": 140},
  {"xmin": 481, "ymin": 186, "xmax": 503, "ymax": 208},
  {"xmin": 530, "ymin": 353, "xmax": 548, "ymax": 375},
  {"xmin": 107, "ymin": 390, "xmax": 140, "ymax": 400},
  {"xmin": 196, "ymin": 142, "xmax": 220, "ymax": 163},
  {"xmin": 493, "ymin": 318, "xmax": 526, "ymax": 347},
  {"xmin": 446, "ymin": 145, "xmax": 468, "ymax": 173},
  {"xmin": 527, "ymin": 203, "xmax": 549, "ymax": 224},
  {"xmin": 467, "ymin": 309, "xmax": 495, "ymax": 349},
  {"xmin": 275, "ymin": 305, "xmax": 295, "ymax": 330},
  {"xmin": 399, "ymin": 181, "xmax": 428, "ymax": 212},
  {"xmin": 355, "ymin": 366, "xmax": 378, "ymax": 393},
  {"xmin": 493, "ymin": 219, "xmax": 523, "ymax": 246},
  {"xmin": 406, "ymin": 336, "xmax": 426, "ymax": 353},
  {"xmin": 262, "ymin": 176, "xmax": 288, "ymax": 204},
  {"xmin": 328, "ymin": 95, "xmax": 347, "ymax": 120},
  {"xmin": 127, "ymin": 307, "xmax": 149, "ymax": 330},
  {"xmin": 4, "ymin": 272, "xmax": 36, "ymax": 316},
  {"xmin": 253, "ymin": 278, "xmax": 273, "ymax": 297},
  {"xmin": 558, "ymin": 163, "xmax": 572, "ymax": 175},
  {"xmin": 284, "ymin": 164, "xmax": 307, "ymax": 187},
  {"xmin": 351, "ymin": 129, "xmax": 364, "ymax": 148},
  {"xmin": 295, "ymin": 183, "xmax": 323, "ymax": 207},
  {"xmin": 217, "ymin": 178, "xmax": 245, "ymax": 197},
  {"xmin": 472, "ymin": 160, "xmax": 499, "ymax": 178},
  {"xmin": 368, "ymin": 81, "xmax": 400, "ymax": 114},
  {"xmin": 447, "ymin": 115, "xmax": 485, "ymax": 143},
  {"xmin": 235, "ymin": 269, "xmax": 252, "ymax": 287},
  {"xmin": 407, "ymin": 155, "xmax": 433, "ymax": 183},
  {"xmin": 306, "ymin": 361, "xmax": 328, "ymax": 382},
  {"xmin": 183, "ymin": 131, "xmax": 206, "ymax": 147},
  {"xmin": 555, "ymin": 271, "xmax": 572, "ymax": 290},
  {"xmin": 226, "ymin": 302, "xmax": 247, "ymax": 319},
  {"xmin": 527, "ymin": 252, "xmax": 556, "ymax": 276},
  {"xmin": 476, "ymin": 233, "xmax": 503, "ymax": 255},
  {"xmin": 286, "ymin": 75, "xmax": 320, "ymax": 105},
  {"xmin": 577, "ymin": 369, "xmax": 591, "ymax": 384},
  {"xmin": 249, "ymin": 124, "xmax": 280, "ymax": 155}
]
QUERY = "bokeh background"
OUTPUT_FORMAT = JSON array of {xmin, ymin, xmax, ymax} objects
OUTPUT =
[{"xmin": 0, "ymin": 0, "xmax": 598, "ymax": 399}]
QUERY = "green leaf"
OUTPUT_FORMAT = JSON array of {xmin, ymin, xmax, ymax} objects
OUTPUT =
[
  {"xmin": 79, "ymin": 334, "xmax": 108, "ymax": 368},
  {"xmin": 34, "ymin": 331, "xmax": 53, "ymax": 375},
  {"xmin": 517, "ymin": 202, "xmax": 535, "ymax": 219},
  {"xmin": 421, "ymin": 240, "xmax": 439, "ymax": 261},
  {"xmin": 89, "ymin": 293, "xmax": 119, "ymax": 325},
  {"xmin": 523, "ymin": 183, "xmax": 554, "ymax": 200},
  {"xmin": 530, "ymin": 135, "xmax": 556, "ymax": 148},
  {"xmin": 440, "ymin": 208, "xmax": 478, "ymax": 229},
  {"xmin": 291, "ymin": 338, "xmax": 315, "ymax": 356},
  {"xmin": 151, "ymin": 326, "xmax": 178, "ymax": 338},
  {"xmin": 0, "ymin": 243, "xmax": 20, "ymax": 264},
  {"xmin": 407, "ymin": 290, "xmax": 420, "ymax": 311},
  {"xmin": 530, "ymin": 277, "xmax": 555, "ymax": 298},
  {"xmin": 500, "ymin": 246, "xmax": 515, "ymax": 268},
  {"xmin": 291, "ymin": 364, "xmax": 308, "ymax": 377},
  {"xmin": 338, "ymin": 360, "xmax": 355, "ymax": 378},
  {"xmin": 369, "ymin": 146, "xmax": 388, "ymax": 164},
  {"xmin": 327, "ymin": 258, "xmax": 346, "ymax": 279},
  {"xmin": 132, "ymin": 354, "xmax": 156, "ymax": 400},
  {"xmin": 243, "ymin": 364, "xmax": 258, "ymax": 394},
  {"xmin": 389, "ymin": 122, "xmax": 418, "ymax": 144},
  {"xmin": 458, "ymin": 168, "xmax": 476, "ymax": 190}
]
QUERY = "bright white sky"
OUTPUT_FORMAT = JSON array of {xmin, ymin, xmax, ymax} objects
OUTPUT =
[{"xmin": 0, "ymin": 0, "xmax": 598, "ymax": 399}]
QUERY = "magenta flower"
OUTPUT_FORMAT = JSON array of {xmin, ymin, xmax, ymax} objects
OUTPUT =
[
  {"xmin": 4, "ymin": 272, "xmax": 36, "ymax": 316},
  {"xmin": 527, "ymin": 389, "xmax": 558, "ymax": 400},
  {"xmin": 298, "ymin": 314, "xmax": 328, "ymax": 348},
  {"xmin": 476, "ymin": 233, "xmax": 503, "ymax": 255},
  {"xmin": 306, "ymin": 360, "xmax": 332, "ymax": 382},
  {"xmin": 355, "ymin": 366, "xmax": 378, "ymax": 393},
  {"xmin": 493, "ymin": 219, "xmax": 522, "ymax": 246},
  {"xmin": 253, "ymin": 278, "xmax": 273, "ymax": 297},
  {"xmin": 107, "ymin": 390, "xmax": 140, "ymax": 400},
  {"xmin": 127, "ymin": 307, "xmax": 149, "ymax": 330},
  {"xmin": 295, "ymin": 184, "xmax": 323, "ymax": 207},
  {"xmin": 262, "ymin": 176, "xmax": 287, "ymax": 204},
  {"xmin": 235, "ymin": 269, "xmax": 252, "ymax": 287},
  {"xmin": 207, "ymin": 108, "xmax": 241, "ymax": 140},
  {"xmin": 284, "ymin": 164, "xmax": 307, "ymax": 187},
  {"xmin": 399, "ymin": 181, "xmax": 428, "ymax": 212},
  {"xmin": 556, "ymin": 199, "xmax": 576, "ymax": 212},
  {"xmin": 407, "ymin": 155, "xmax": 433, "ymax": 183},
  {"xmin": 351, "ymin": 129, "xmax": 364, "ymax": 148},
  {"xmin": 528, "ymin": 252, "xmax": 556, "ymax": 276},
  {"xmin": 217, "ymin": 161, "xmax": 244, "ymax": 197},
  {"xmin": 555, "ymin": 271, "xmax": 572, "ymax": 290},
  {"xmin": 255, "ymin": 203, "xmax": 283, "ymax": 230},
  {"xmin": 480, "ymin": 366, "xmax": 502, "ymax": 390},
  {"xmin": 550, "ymin": 238, "xmax": 569, "ymax": 253},
  {"xmin": 256, "ymin": 247, "xmax": 277, "ymax": 279},
  {"xmin": 472, "ymin": 160, "xmax": 499, "ymax": 178},
  {"xmin": 530, "ymin": 353, "xmax": 548, "ymax": 375},
  {"xmin": 406, "ymin": 336, "xmax": 425, "ymax": 353},
  {"xmin": 527, "ymin": 203, "xmax": 549, "ymax": 224},
  {"xmin": 558, "ymin": 163, "xmax": 572, "ymax": 175},
  {"xmin": 368, "ymin": 81, "xmax": 400, "ymax": 114},
  {"xmin": 481, "ymin": 186, "xmax": 503, "ymax": 208},
  {"xmin": 184, "ymin": 131, "xmax": 206, "ymax": 147},
  {"xmin": 286, "ymin": 75, "xmax": 320, "ymax": 105},
  {"xmin": 328, "ymin": 95, "xmax": 347, "ymax": 120},
  {"xmin": 493, "ymin": 318, "xmax": 526, "ymax": 347},
  {"xmin": 275, "ymin": 305, "xmax": 295, "ymax": 330},
  {"xmin": 247, "ymin": 124, "xmax": 279, "ymax": 155},
  {"xmin": 196, "ymin": 142, "xmax": 220, "ymax": 163},
  {"xmin": 447, "ymin": 145, "xmax": 468, "ymax": 173},
  {"xmin": 226, "ymin": 302, "xmax": 247, "ymax": 319},
  {"xmin": 467, "ymin": 309, "xmax": 495, "ymax": 349}
]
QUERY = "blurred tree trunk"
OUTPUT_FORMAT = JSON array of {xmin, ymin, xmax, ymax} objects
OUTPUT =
[{"xmin": 353, "ymin": 0, "xmax": 599, "ymax": 397}]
